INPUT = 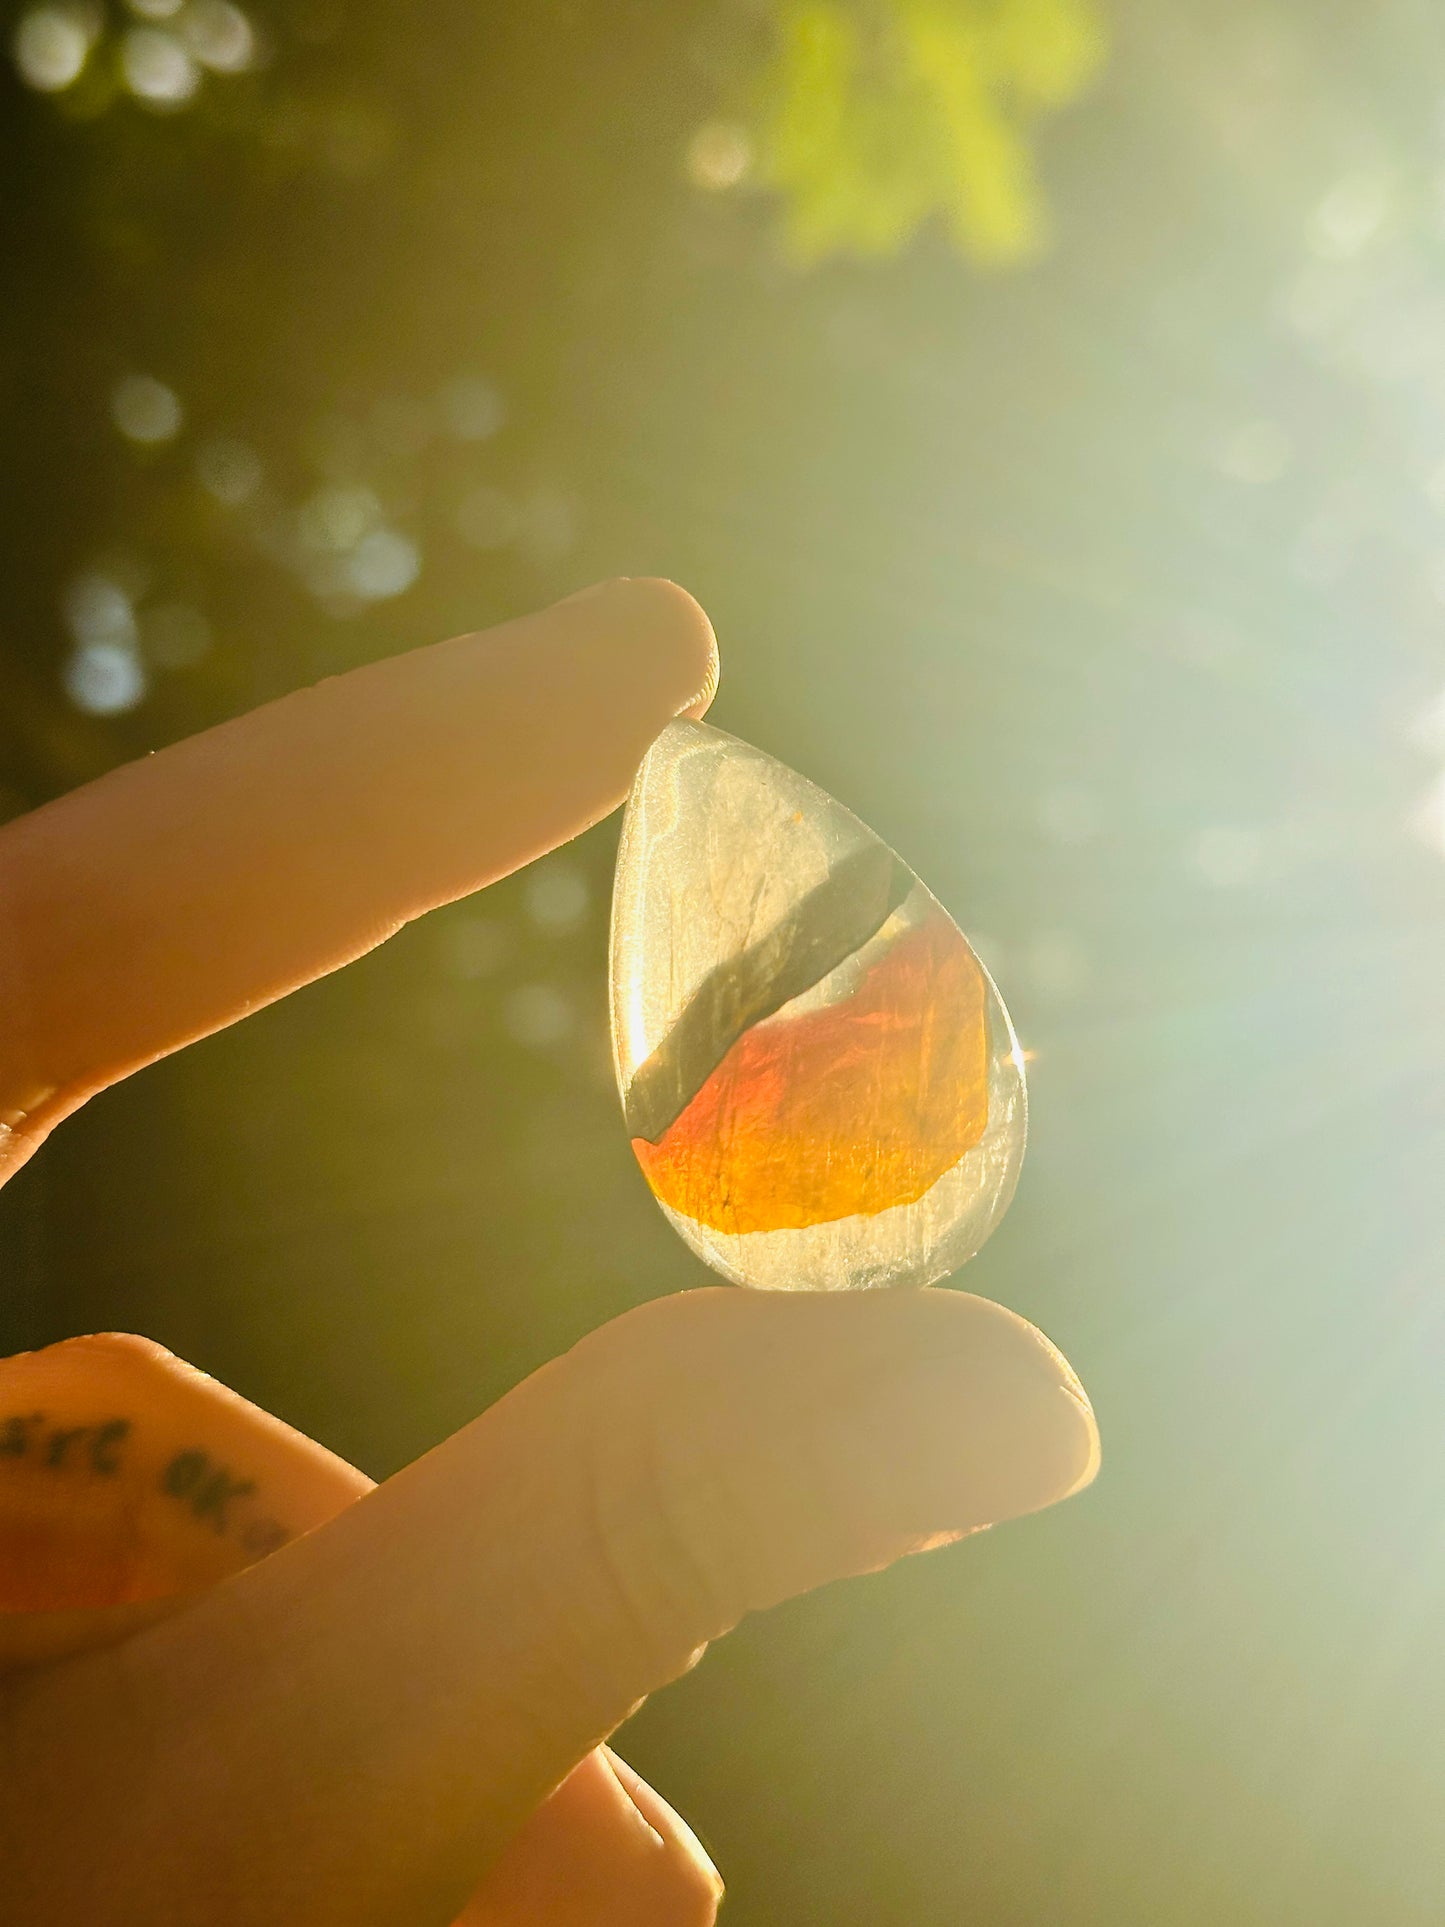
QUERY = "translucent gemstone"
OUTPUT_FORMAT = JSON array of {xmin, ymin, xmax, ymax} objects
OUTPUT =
[{"xmin": 609, "ymin": 719, "xmax": 1027, "ymax": 1291}]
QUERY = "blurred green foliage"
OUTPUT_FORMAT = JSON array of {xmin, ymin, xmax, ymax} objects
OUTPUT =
[{"xmin": 752, "ymin": 0, "xmax": 1107, "ymax": 263}]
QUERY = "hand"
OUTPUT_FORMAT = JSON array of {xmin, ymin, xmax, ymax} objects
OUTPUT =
[{"xmin": 0, "ymin": 580, "xmax": 1100, "ymax": 1926}]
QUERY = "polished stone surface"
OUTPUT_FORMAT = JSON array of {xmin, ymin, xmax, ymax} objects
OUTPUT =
[{"xmin": 610, "ymin": 719, "xmax": 1026, "ymax": 1290}]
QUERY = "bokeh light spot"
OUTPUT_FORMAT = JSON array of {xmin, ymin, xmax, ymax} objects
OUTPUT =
[
  {"xmin": 524, "ymin": 863, "xmax": 589, "ymax": 933},
  {"xmin": 63, "ymin": 572, "xmax": 138, "ymax": 650},
  {"xmin": 1309, "ymin": 170, "xmax": 1393, "ymax": 260},
  {"xmin": 63, "ymin": 642, "xmax": 147, "ymax": 716},
  {"xmin": 121, "ymin": 25, "xmax": 200, "ymax": 106},
  {"xmin": 13, "ymin": 5, "xmax": 97, "ymax": 92},
  {"xmin": 686, "ymin": 121, "xmax": 751, "ymax": 191},
  {"xmin": 503, "ymin": 983, "xmax": 575, "ymax": 1049},
  {"xmin": 298, "ymin": 484, "xmax": 382, "ymax": 554},
  {"xmin": 440, "ymin": 374, "xmax": 506, "ymax": 441},
  {"xmin": 111, "ymin": 373, "xmax": 183, "ymax": 444},
  {"xmin": 195, "ymin": 435, "xmax": 262, "ymax": 505},
  {"xmin": 342, "ymin": 527, "xmax": 420, "ymax": 599},
  {"xmin": 180, "ymin": 0, "xmax": 254, "ymax": 72}
]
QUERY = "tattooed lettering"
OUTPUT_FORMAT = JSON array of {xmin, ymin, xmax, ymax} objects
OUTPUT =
[
  {"xmin": 160, "ymin": 1449, "xmax": 257, "ymax": 1534},
  {"xmin": 89, "ymin": 1418, "xmax": 130, "ymax": 1476},
  {"xmin": 0, "ymin": 1412, "xmax": 292, "ymax": 1559},
  {"xmin": 160, "ymin": 1449, "xmax": 205, "ymax": 1499},
  {"xmin": 240, "ymin": 1518, "xmax": 291, "ymax": 1558},
  {"xmin": 0, "ymin": 1412, "xmax": 45, "ymax": 1457},
  {"xmin": 45, "ymin": 1426, "xmax": 89, "ymax": 1470},
  {"xmin": 161, "ymin": 1451, "xmax": 290, "ymax": 1558},
  {"xmin": 0, "ymin": 1410, "xmax": 292, "ymax": 1563},
  {"xmin": 193, "ymin": 1466, "xmax": 257, "ymax": 1532},
  {"xmin": 0, "ymin": 1412, "xmax": 132, "ymax": 1474}
]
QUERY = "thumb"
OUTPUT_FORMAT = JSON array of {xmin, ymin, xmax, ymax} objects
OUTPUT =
[{"xmin": 2, "ymin": 1287, "xmax": 1097, "ymax": 1927}]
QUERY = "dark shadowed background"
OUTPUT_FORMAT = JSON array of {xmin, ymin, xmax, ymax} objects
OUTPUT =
[{"xmin": 5, "ymin": 2, "xmax": 1445, "ymax": 1920}]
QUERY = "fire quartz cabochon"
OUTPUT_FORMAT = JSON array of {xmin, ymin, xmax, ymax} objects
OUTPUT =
[{"xmin": 609, "ymin": 719, "xmax": 1027, "ymax": 1291}]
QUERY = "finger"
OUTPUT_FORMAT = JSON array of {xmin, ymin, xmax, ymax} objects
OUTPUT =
[
  {"xmin": 0, "ymin": 1333, "xmax": 370, "ymax": 1667},
  {"xmin": 0, "ymin": 578, "xmax": 718, "ymax": 1177},
  {"xmin": 1, "ymin": 1287, "xmax": 1098, "ymax": 1925},
  {"xmin": 1, "ymin": 1339, "xmax": 720, "ymax": 1927},
  {"xmin": 456, "ymin": 1748, "xmax": 720, "ymax": 1926}
]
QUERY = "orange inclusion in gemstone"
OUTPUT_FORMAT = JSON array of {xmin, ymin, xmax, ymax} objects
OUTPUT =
[{"xmin": 632, "ymin": 911, "xmax": 989, "ymax": 1235}]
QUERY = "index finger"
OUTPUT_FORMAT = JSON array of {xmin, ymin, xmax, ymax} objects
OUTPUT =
[{"xmin": 0, "ymin": 579, "xmax": 718, "ymax": 1180}]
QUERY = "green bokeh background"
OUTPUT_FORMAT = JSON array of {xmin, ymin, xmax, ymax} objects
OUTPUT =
[{"xmin": 5, "ymin": 2, "xmax": 1445, "ymax": 1920}]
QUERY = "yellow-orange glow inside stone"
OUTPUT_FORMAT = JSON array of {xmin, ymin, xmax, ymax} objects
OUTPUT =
[{"xmin": 632, "ymin": 912, "xmax": 988, "ymax": 1234}]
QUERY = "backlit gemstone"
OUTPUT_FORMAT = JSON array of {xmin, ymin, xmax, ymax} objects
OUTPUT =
[{"xmin": 609, "ymin": 720, "xmax": 1027, "ymax": 1290}]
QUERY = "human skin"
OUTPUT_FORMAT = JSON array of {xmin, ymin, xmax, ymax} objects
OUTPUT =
[{"xmin": 0, "ymin": 579, "xmax": 1100, "ymax": 1924}]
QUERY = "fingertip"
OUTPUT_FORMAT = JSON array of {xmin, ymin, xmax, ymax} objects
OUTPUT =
[
  {"xmin": 461, "ymin": 1747, "xmax": 722, "ymax": 1925},
  {"xmin": 939, "ymin": 1292, "xmax": 1101, "ymax": 1513},
  {"xmin": 619, "ymin": 576, "xmax": 720, "ymax": 720},
  {"xmin": 570, "ymin": 1284, "xmax": 1099, "ymax": 1616},
  {"xmin": 643, "ymin": 579, "xmax": 720, "ymax": 719},
  {"xmin": 1022, "ymin": 1316, "xmax": 1102, "ymax": 1501},
  {"xmin": 559, "ymin": 578, "xmax": 719, "ymax": 720},
  {"xmin": 603, "ymin": 1748, "xmax": 724, "ymax": 1918},
  {"xmin": 0, "ymin": 1329, "xmax": 183, "ymax": 1399},
  {"xmin": 1060, "ymin": 1380, "xmax": 1103, "ymax": 1499}
]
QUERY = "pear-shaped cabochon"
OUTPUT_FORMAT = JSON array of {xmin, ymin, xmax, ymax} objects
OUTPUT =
[{"xmin": 610, "ymin": 720, "xmax": 1026, "ymax": 1291}]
